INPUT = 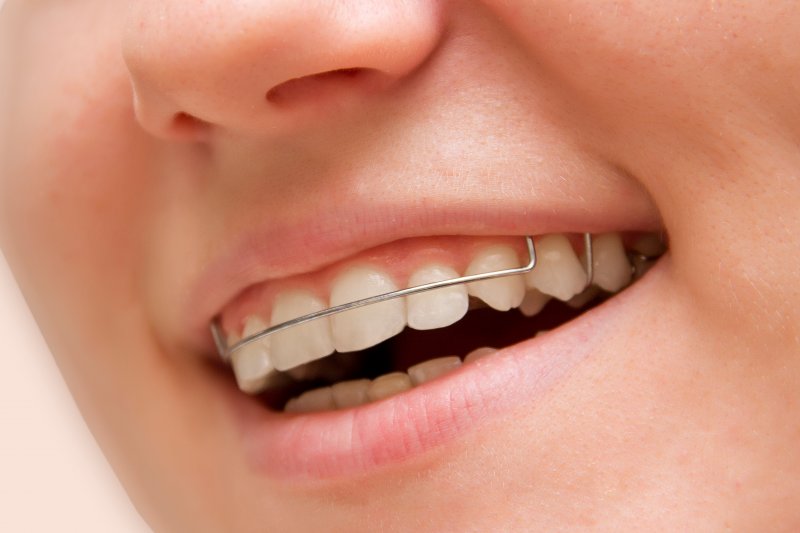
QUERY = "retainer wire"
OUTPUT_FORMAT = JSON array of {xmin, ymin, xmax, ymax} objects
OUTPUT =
[{"xmin": 212, "ymin": 234, "xmax": 596, "ymax": 361}]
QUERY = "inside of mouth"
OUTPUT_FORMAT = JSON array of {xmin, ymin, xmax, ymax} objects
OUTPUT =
[{"xmin": 254, "ymin": 295, "xmax": 607, "ymax": 412}]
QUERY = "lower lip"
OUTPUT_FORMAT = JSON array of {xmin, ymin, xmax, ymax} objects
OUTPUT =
[{"xmin": 221, "ymin": 263, "xmax": 659, "ymax": 481}]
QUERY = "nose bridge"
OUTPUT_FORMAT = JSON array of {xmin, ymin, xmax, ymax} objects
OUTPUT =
[{"xmin": 123, "ymin": 0, "xmax": 443, "ymax": 140}]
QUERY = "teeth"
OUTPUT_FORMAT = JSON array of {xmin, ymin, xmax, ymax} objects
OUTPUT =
[
  {"xmin": 465, "ymin": 245, "xmax": 526, "ymax": 311},
  {"xmin": 525, "ymin": 234, "xmax": 587, "ymax": 301},
  {"xmin": 330, "ymin": 266, "xmax": 406, "ymax": 352},
  {"xmin": 591, "ymin": 233, "xmax": 632, "ymax": 292},
  {"xmin": 332, "ymin": 379, "xmax": 371, "ymax": 409},
  {"xmin": 406, "ymin": 264, "xmax": 469, "ymax": 330},
  {"xmin": 464, "ymin": 346, "xmax": 497, "ymax": 363},
  {"xmin": 407, "ymin": 356, "xmax": 462, "ymax": 385},
  {"xmin": 367, "ymin": 372, "xmax": 412, "ymax": 401},
  {"xmin": 285, "ymin": 386, "xmax": 335, "ymax": 413},
  {"xmin": 519, "ymin": 289, "xmax": 551, "ymax": 317},
  {"xmin": 270, "ymin": 290, "xmax": 335, "ymax": 371},
  {"xmin": 231, "ymin": 316, "xmax": 276, "ymax": 394}
]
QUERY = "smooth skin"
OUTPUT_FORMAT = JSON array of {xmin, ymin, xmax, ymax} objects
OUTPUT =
[{"xmin": 2, "ymin": 1, "xmax": 799, "ymax": 531}]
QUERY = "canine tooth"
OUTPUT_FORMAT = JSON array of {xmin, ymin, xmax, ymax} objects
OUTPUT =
[
  {"xmin": 285, "ymin": 386, "xmax": 335, "ymax": 413},
  {"xmin": 270, "ymin": 290, "xmax": 334, "ymax": 371},
  {"xmin": 519, "ymin": 289, "xmax": 551, "ymax": 317},
  {"xmin": 367, "ymin": 372, "xmax": 412, "ymax": 401},
  {"xmin": 592, "ymin": 233, "xmax": 632, "ymax": 292},
  {"xmin": 231, "ymin": 316, "xmax": 275, "ymax": 394},
  {"xmin": 330, "ymin": 266, "xmax": 406, "ymax": 352},
  {"xmin": 332, "ymin": 379, "xmax": 371, "ymax": 409},
  {"xmin": 406, "ymin": 264, "xmax": 469, "ymax": 330},
  {"xmin": 408, "ymin": 356, "xmax": 462, "ymax": 386},
  {"xmin": 464, "ymin": 347, "xmax": 497, "ymax": 363},
  {"xmin": 465, "ymin": 245, "xmax": 525, "ymax": 311},
  {"xmin": 525, "ymin": 234, "xmax": 587, "ymax": 301}
]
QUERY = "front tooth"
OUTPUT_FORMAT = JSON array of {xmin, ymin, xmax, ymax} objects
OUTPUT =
[
  {"xmin": 408, "ymin": 356, "xmax": 462, "ymax": 385},
  {"xmin": 285, "ymin": 386, "xmax": 335, "ymax": 413},
  {"xmin": 231, "ymin": 316, "xmax": 275, "ymax": 394},
  {"xmin": 525, "ymin": 234, "xmax": 587, "ymax": 301},
  {"xmin": 465, "ymin": 245, "xmax": 526, "ymax": 311},
  {"xmin": 591, "ymin": 233, "xmax": 632, "ymax": 292},
  {"xmin": 270, "ymin": 290, "xmax": 335, "ymax": 371},
  {"xmin": 367, "ymin": 372, "xmax": 412, "ymax": 401},
  {"xmin": 406, "ymin": 264, "xmax": 469, "ymax": 330},
  {"xmin": 330, "ymin": 266, "xmax": 406, "ymax": 352},
  {"xmin": 519, "ymin": 289, "xmax": 551, "ymax": 317},
  {"xmin": 332, "ymin": 379, "xmax": 371, "ymax": 409}
]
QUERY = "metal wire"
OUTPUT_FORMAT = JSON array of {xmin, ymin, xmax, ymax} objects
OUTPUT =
[{"xmin": 212, "ymin": 234, "xmax": 596, "ymax": 360}]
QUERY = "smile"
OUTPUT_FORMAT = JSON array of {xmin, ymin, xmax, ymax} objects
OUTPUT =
[{"xmin": 212, "ymin": 231, "xmax": 664, "ymax": 414}]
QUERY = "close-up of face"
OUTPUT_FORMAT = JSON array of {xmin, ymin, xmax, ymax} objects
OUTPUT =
[{"xmin": 2, "ymin": 1, "xmax": 800, "ymax": 531}]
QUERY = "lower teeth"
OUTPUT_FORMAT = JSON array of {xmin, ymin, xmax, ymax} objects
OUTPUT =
[
  {"xmin": 285, "ymin": 353, "xmax": 482, "ymax": 413},
  {"xmin": 276, "ymin": 290, "xmax": 611, "ymax": 413}
]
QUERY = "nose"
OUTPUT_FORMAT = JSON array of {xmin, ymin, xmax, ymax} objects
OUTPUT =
[{"xmin": 123, "ymin": 1, "xmax": 443, "ymax": 141}]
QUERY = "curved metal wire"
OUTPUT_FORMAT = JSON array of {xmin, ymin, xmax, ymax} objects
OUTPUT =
[{"xmin": 211, "ymin": 234, "xmax": 595, "ymax": 360}]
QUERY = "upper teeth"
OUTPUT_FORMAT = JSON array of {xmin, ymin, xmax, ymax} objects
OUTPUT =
[{"xmin": 226, "ymin": 232, "xmax": 646, "ymax": 394}]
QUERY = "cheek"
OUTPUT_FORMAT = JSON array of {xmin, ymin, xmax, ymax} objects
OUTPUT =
[{"xmin": 0, "ymin": 3, "xmax": 156, "ymax": 374}]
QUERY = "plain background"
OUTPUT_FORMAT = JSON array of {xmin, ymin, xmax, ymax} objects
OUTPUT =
[
  {"xmin": 0, "ymin": 252, "xmax": 151, "ymax": 532},
  {"xmin": 1, "ymin": 1, "xmax": 149, "ymax": 529}
]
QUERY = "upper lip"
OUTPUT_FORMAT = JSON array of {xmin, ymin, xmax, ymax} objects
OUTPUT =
[{"xmin": 182, "ymin": 190, "xmax": 662, "ymax": 356}]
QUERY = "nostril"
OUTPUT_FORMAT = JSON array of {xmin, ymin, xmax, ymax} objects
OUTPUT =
[{"xmin": 265, "ymin": 68, "xmax": 385, "ymax": 108}]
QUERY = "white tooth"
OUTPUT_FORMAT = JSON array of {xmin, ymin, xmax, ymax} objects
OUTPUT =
[
  {"xmin": 566, "ymin": 285, "xmax": 601, "ymax": 309},
  {"xmin": 592, "ymin": 233, "xmax": 632, "ymax": 292},
  {"xmin": 465, "ymin": 245, "xmax": 526, "ymax": 311},
  {"xmin": 270, "ymin": 290, "xmax": 335, "ymax": 371},
  {"xmin": 408, "ymin": 356, "xmax": 462, "ymax": 386},
  {"xmin": 525, "ymin": 234, "xmax": 587, "ymax": 301},
  {"xmin": 330, "ymin": 266, "xmax": 406, "ymax": 352},
  {"xmin": 406, "ymin": 264, "xmax": 469, "ymax": 330},
  {"xmin": 285, "ymin": 386, "xmax": 335, "ymax": 413},
  {"xmin": 367, "ymin": 372, "xmax": 412, "ymax": 402},
  {"xmin": 519, "ymin": 289, "xmax": 551, "ymax": 317},
  {"xmin": 231, "ymin": 316, "xmax": 275, "ymax": 394},
  {"xmin": 332, "ymin": 379, "xmax": 371, "ymax": 409},
  {"xmin": 464, "ymin": 346, "xmax": 497, "ymax": 363}
]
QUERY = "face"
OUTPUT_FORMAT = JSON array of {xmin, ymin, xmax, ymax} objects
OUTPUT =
[{"xmin": 3, "ymin": 0, "xmax": 800, "ymax": 530}]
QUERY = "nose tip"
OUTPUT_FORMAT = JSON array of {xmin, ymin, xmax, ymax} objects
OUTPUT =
[{"xmin": 123, "ymin": 1, "xmax": 443, "ymax": 141}]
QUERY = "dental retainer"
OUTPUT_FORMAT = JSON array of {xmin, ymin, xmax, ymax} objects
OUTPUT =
[{"xmin": 211, "ymin": 234, "xmax": 601, "ymax": 362}]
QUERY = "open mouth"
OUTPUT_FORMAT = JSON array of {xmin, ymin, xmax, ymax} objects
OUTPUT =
[{"xmin": 214, "ymin": 231, "xmax": 665, "ymax": 414}]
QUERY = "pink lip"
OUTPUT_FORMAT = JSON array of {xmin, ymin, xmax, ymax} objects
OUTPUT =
[
  {"xmin": 183, "ymin": 199, "xmax": 661, "ymax": 355},
  {"xmin": 216, "ymin": 260, "xmax": 663, "ymax": 480}
]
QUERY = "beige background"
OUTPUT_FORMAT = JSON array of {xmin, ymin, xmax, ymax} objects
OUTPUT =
[{"xmin": 0, "ymin": 253, "xmax": 151, "ymax": 532}]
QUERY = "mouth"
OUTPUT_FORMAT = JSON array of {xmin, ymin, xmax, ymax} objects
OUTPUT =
[{"xmin": 213, "ymin": 231, "xmax": 665, "ymax": 414}]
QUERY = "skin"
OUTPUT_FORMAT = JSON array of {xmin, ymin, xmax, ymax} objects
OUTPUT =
[{"xmin": 2, "ymin": 0, "xmax": 800, "ymax": 531}]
